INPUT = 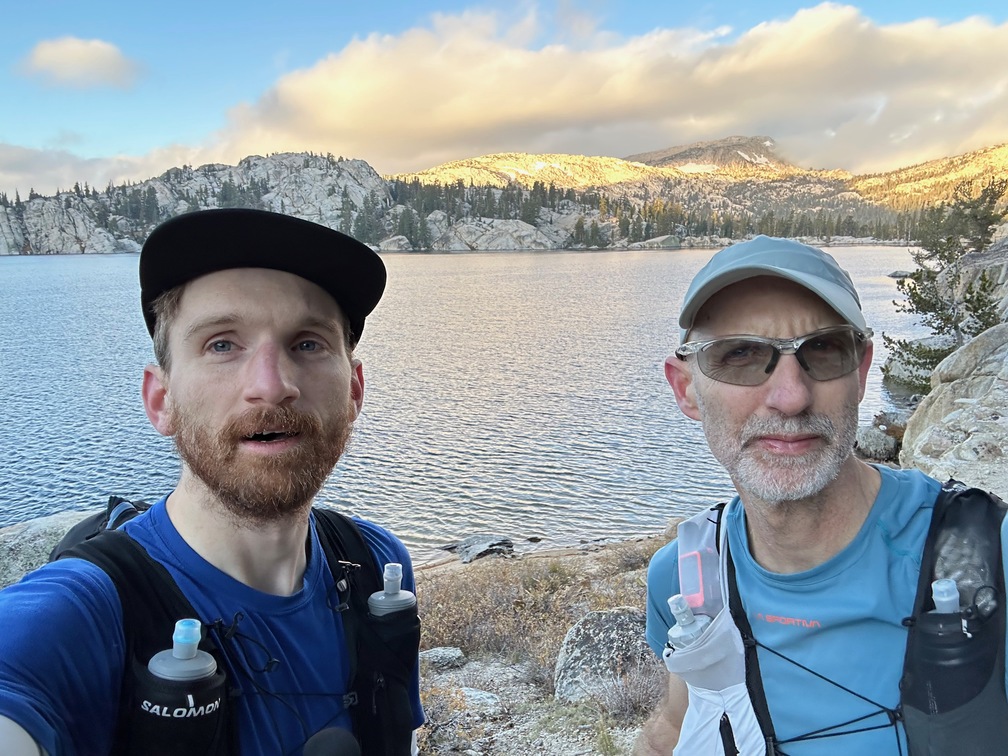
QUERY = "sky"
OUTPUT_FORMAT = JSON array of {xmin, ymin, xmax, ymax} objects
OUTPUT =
[{"xmin": 2, "ymin": 0, "xmax": 1008, "ymax": 197}]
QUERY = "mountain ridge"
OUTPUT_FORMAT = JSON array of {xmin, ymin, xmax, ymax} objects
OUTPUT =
[
  {"xmin": 623, "ymin": 135, "xmax": 796, "ymax": 172},
  {"xmin": 1, "ymin": 136, "xmax": 1006, "ymax": 255}
]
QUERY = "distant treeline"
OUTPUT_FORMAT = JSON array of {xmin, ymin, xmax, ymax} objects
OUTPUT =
[
  {"xmin": 0, "ymin": 158, "xmax": 934, "ymax": 250},
  {"xmin": 378, "ymin": 178, "xmax": 923, "ymax": 246}
]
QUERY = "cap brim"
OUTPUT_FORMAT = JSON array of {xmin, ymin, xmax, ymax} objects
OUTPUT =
[{"xmin": 140, "ymin": 209, "xmax": 385, "ymax": 344}]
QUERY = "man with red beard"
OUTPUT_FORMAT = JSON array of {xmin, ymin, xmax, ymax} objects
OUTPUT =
[
  {"xmin": 0, "ymin": 209, "xmax": 424, "ymax": 755},
  {"xmin": 634, "ymin": 236, "xmax": 1008, "ymax": 756}
]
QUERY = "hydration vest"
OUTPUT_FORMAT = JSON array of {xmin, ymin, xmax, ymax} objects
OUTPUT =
[
  {"xmin": 55, "ymin": 505, "xmax": 420, "ymax": 756},
  {"xmin": 663, "ymin": 480, "xmax": 1008, "ymax": 756}
]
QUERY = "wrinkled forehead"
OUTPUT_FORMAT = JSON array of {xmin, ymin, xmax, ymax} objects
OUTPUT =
[
  {"xmin": 688, "ymin": 276, "xmax": 847, "ymax": 338},
  {"xmin": 174, "ymin": 267, "xmax": 349, "ymax": 333}
]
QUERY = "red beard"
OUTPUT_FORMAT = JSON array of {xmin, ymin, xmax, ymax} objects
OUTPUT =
[{"xmin": 169, "ymin": 401, "xmax": 353, "ymax": 523}]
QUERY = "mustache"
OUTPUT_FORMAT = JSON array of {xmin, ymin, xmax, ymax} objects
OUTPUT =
[
  {"xmin": 222, "ymin": 405, "xmax": 322, "ymax": 442},
  {"xmin": 740, "ymin": 413, "xmax": 837, "ymax": 448}
]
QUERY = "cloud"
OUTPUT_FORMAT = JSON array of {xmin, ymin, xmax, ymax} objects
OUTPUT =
[
  {"xmin": 0, "ymin": 142, "xmax": 199, "ymax": 198},
  {"xmin": 209, "ymin": 10, "xmax": 733, "ymax": 173},
  {"xmin": 21, "ymin": 37, "xmax": 140, "ymax": 89},
  {"xmin": 5, "ymin": 3, "xmax": 1008, "ymax": 195},
  {"xmin": 202, "ymin": 3, "xmax": 1008, "ymax": 176}
]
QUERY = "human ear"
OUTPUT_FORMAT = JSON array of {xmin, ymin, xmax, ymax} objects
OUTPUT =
[
  {"xmin": 349, "ymin": 359, "xmax": 365, "ymax": 418},
  {"xmin": 856, "ymin": 339, "xmax": 874, "ymax": 401},
  {"xmin": 142, "ymin": 365, "xmax": 174, "ymax": 437},
  {"xmin": 665, "ymin": 355, "xmax": 702, "ymax": 421}
]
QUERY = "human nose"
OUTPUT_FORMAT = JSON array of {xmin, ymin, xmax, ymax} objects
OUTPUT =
[
  {"xmin": 242, "ymin": 343, "xmax": 300, "ymax": 405},
  {"xmin": 761, "ymin": 351, "xmax": 814, "ymax": 415}
]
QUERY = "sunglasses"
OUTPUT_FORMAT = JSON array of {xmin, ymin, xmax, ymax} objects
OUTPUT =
[{"xmin": 675, "ymin": 325, "xmax": 872, "ymax": 386}]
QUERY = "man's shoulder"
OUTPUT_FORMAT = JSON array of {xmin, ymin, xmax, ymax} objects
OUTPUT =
[
  {"xmin": 647, "ymin": 535, "xmax": 680, "ymax": 582},
  {"xmin": 875, "ymin": 466, "xmax": 943, "ymax": 518},
  {"xmin": 351, "ymin": 516, "xmax": 412, "ymax": 567},
  {"xmin": 0, "ymin": 556, "xmax": 122, "ymax": 634},
  {"xmin": 312, "ymin": 508, "xmax": 415, "ymax": 581}
]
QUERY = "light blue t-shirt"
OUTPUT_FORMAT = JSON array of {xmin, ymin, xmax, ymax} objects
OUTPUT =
[
  {"xmin": 0, "ymin": 498, "xmax": 424, "ymax": 756},
  {"xmin": 646, "ymin": 467, "xmax": 1008, "ymax": 755}
]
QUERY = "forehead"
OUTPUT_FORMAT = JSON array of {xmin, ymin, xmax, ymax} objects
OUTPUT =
[
  {"xmin": 175, "ymin": 267, "xmax": 346, "ymax": 330},
  {"xmin": 691, "ymin": 276, "xmax": 845, "ymax": 337}
]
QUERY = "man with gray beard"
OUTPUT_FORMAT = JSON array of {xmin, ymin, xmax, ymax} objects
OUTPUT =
[
  {"xmin": 634, "ymin": 236, "xmax": 1008, "ymax": 755},
  {"xmin": 0, "ymin": 209, "xmax": 424, "ymax": 755}
]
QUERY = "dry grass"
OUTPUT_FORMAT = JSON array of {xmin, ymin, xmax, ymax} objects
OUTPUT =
[
  {"xmin": 416, "ymin": 535, "xmax": 667, "ymax": 703},
  {"xmin": 588, "ymin": 654, "xmax": 667, "ymax": 722},
  {"xmin": 415, "ymin": 682, "xmax": 489, "ymax": 753}
]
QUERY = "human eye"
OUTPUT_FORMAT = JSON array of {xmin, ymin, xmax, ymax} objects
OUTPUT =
[
  {"xmin": 804, "ymin": 332, "xmax": 846, "ymax": 354},
  {"xmin": 709, "ymin": 338, "xmax": 765, "ymax": 367},
  {"xmin": 295, "ymin": 339, "xmax": 320, "ymax": 352},
  {"xmin": 208, "ymin": 340, "xmax": 233, "ymax": 354}
]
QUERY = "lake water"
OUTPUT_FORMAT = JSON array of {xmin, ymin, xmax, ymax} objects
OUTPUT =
[{"xmin": 0, "ymin": 246, "xmax": 926, "ymax": 564}]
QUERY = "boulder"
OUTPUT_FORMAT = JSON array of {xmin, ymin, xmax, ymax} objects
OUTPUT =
[
  {"xmin": 0, "ymin": 509, "xmax": 92, "ymax": 589},
  {"xmin": 420, "ymin": 646, "xmax": 467, "ymax": 672},
  {"xmin": 553, "ymin": 607, "xmax": 649, "ymax": 704},
  {"xmin": 900, "ymin": 323, "xmax": 1008, "ymax": 497},
  {"xmin": 855, "ymin": 426, "xmax": 899, "ymax": 462},
  {"xmin": 431, "ymin": 218, "xmax": 561, "ymax": 252},
  {"xmin": 442, "ymin": 534, "xmax": 515, "ymax": 564},
  {"xmin": 459, "ymin": 687, "xmax": 504, "ymax": 716},
  {"xmin": 377, "ymin": 234, "xmax": 414, "ymax": 251}
]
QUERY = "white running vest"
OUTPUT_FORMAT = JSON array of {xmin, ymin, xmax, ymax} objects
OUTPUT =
[{"xmin": 661, "ymin": 503, "xmax": 767, "ymax": 756}]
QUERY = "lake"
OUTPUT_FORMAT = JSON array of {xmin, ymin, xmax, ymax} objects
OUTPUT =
[{"xmin": 0, "ymin": 246, "xmax": 926, "ymax": 564}]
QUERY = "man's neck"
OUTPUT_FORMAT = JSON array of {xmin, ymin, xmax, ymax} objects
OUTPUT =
[
  {"xmin": 737, "ymin": 457, "xmax": 882, "ymax": 574},
  {"xmin": 165, "ymin": 475, "xmax": 312, "ymax": 596}
]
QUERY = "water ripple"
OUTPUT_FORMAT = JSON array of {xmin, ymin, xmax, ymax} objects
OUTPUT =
[{"xmin": 0, "ymin": 247, "xmax": 926, "ymax": 564}]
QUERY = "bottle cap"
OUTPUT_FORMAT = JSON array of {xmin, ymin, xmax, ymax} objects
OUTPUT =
[
  {"xmin": 383, "ymin": 563, "xmax": 404, "ymax": 593},
  {"xmin": 932, "ymin": 578, "xmax": 960, "ymax": 614},
  {"xmin": 368, "ymin": 563, "xmax": 416, "ymax": 617},
  {"xmin": 149, "ymin": 618, "xmax": 217, "ymax": 681},
  {"xmin": 172, "ymin": 618, "xmax": 201, "ymax": 660},
  {"xmin": 667, "ymin": 594, "xmax": 695, "ymax": 625}
]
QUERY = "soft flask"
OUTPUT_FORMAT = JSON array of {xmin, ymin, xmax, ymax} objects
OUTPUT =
[{"xmin": 124, "ymin": 618, "xmax": 229, "ymax": 755}]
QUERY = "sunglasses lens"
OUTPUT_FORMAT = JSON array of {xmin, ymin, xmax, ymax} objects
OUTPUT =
[
  {"xmin": 697, "ymin": 338, "xmax": 777, "ymax": 386},
  {"xmin": 797, "ymin": 330, "xmax": 862, "ymax": 380},
  {"xmin": 692, "ymin": 328, "xmax": 865, "ymax": 386}
]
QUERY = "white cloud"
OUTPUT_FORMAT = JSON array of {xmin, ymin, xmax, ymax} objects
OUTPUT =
[
  {"xmin": 203, "ymin": 3, "xmax": 1008, "ymax": 176},
  {"xmin": 21, "ymin": 37, "xmax": 139, "ymax": 89},
  {"xmin": 6, "ymin": 3, "xmax": 1008, "ymax": 195},
  {"xmin": 0, "ymin": 142, "xmax": 202, "ymax": 199}
]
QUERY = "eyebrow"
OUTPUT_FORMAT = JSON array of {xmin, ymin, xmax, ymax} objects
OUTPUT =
[
  {"xmin": 183, "ymin": 314, "xmax": 242, "ymax": 343},
  {"xmin": 183, "ymin": 314, "xmax": 346, "ymax": 342}
]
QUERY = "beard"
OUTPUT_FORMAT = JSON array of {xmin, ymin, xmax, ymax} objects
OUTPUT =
[
  {"xmin": 169, "ymin": 400, "xmax": 354, "ymax": 524},
  {"xmin": 697, "ymin": 393, "xmax": 859, "ymax": 505}
]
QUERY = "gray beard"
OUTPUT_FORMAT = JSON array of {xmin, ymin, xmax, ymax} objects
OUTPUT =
[{"xmin": 697, "ymin": 396, "xmax": 859, "ymax": 505}]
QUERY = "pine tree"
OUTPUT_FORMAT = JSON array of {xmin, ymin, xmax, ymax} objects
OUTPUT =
[
  {"xmin": 339, "ymin": 186, "xmax": 353, "ymax": 232},
  {"xmin": 883, "ymin": 177, "xmax": 1008, "ymax": 393},
  {"xmin": 573, "ymin": 216, "xmax": 586, "ymax": 245},
  {"xmin": 417, "ymin": 216, "xmax": 433, "ymax": 250}
]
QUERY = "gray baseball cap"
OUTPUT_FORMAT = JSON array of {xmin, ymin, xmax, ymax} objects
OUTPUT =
[{"xmin": 679, "ymin": 235, "xmax": 867, "ymax": 342}]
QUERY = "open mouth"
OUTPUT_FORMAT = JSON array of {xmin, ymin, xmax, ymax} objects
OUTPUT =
[{"xmin": 245, "ymin": 430, "xmax": 298, "ymax": 443}]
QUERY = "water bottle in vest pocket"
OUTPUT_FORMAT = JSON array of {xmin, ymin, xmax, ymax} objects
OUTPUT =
[
  {"xmin": 123, "ymin": 619, "xmax": 230, "ymax": 756},
  {"xmin": 900, "ymin": 484, "xmax": 1008, "ymax": 756}
]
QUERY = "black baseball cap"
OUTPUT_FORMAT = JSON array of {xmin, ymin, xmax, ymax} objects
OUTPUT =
[{"xmin": 139, "ymin": 208, "xmax": 386, "ymax": 345}]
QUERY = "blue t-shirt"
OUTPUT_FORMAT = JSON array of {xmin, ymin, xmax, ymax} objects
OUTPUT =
[
  {"xmin": 0, "ymin": 499, "xmax": 425, "ymax": 756},
  {"xmin": 646, "ymin": 467, "xmax": 1008, "ymax": 755}
]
